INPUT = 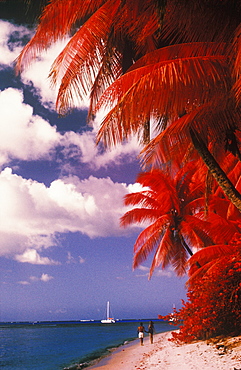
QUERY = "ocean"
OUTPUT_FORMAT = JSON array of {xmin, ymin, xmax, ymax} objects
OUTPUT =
[{"xmin": 0, "ymin": 320, "xmax": 174, "ymax": 370}]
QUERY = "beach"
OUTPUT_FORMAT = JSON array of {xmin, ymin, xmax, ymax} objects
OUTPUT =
[{"xmin": 88, "ymin": 331, "xmax": 241, "ymax": 370}]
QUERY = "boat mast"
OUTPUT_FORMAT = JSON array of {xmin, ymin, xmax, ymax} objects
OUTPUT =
[{"xmin": 107, "ymin": 301, "xmax": 110, "ymax": 319}]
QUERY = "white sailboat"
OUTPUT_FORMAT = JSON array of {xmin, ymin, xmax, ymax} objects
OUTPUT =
[
  {"xmin": 169, "ymin": 304, "xmax": 176, "ymax": 322},
  {"xmin": 101, "ymin": 301, "xmax": 115, "ymax": 324}
]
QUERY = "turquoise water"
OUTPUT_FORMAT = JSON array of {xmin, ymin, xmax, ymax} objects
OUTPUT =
[{"xmin": 0, "ymin": 320, "xmax": 174, "ymax": 370}]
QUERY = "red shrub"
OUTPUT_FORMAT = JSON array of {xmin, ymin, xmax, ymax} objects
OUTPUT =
[{"xmin": 164, "ymin": 246, "xmax": 241, "ymax": 343}]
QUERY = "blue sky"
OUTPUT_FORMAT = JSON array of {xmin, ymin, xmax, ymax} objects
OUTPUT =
[{"xmin": 0, "ymin": 17, "xmax": 187, "ymax": 322}]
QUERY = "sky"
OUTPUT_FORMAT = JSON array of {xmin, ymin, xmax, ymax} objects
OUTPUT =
[{"xmin": 0, "ymin": 8, "xmax": 187, "ymax": 322}]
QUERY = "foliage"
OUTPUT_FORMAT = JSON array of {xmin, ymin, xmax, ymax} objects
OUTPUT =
[
  {"xmin": 160, "ymin": 237, "xmax": 241, "ymax": 343},
  {"xmin": 120, "ymin": 162, "xmax": 213, "ymax": 277}
]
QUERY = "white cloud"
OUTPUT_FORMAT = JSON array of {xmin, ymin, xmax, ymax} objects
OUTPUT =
[
  {"xmin": 0, "ymin": 168, "xmax": 140, "ymax": 262},
  {"xmin": 54, "ymin": 308, "xmax": 67, "ymax": 314},
  {"xmin": 154, "ymin": 268, "xmax": 173, "ymax": 278},
  {"xmin": 0, "ymin": 88, "xmax": 61, "ymax": 166},
  {"xmin": 18, "ymin": 273, "xmax": 53, "ymax": 284},
  {"xmin": 18, "ymin": 280, "xmax": 30, "ymax": 285},
  {"xmin": 0, "ymin": 20, "xmax": 32, "ymax": 67},
  {"xmin": 135, "ymin": 265, "xmax": 173, "ymax": 278},
  {"xmin": 15, "ymin": 249, "xmax": 60, "ymax": 265},
  {"xmin": 0, "ymin": 86, "xmax": 140, "ymax": 170},
  {"xmin": 79, "ymin": 256, "xmax": 85, "ymax": 264},
  {"xmin": 86, "ymin": 113, "xmax": 142, "ymax": 169},
  {"xmin": 66, "ymin": 252, "xmax": 85, "ymax": 264},
  {"xmin": 19, "ymin": 35, "xmax": 90, "ymax": 110},
  {"xmin": 66, "ymin": 251, "xmax": 75, "ymax": 264},
  {"xmin": 0, "ymin": 20, "xmax": 87, "ymax": 109},
  {"xmin": 20, "ymin": 39, "xmax": 73, "ymax": 109},
  {"xmin": 40, "ymin": 273, "xmax": 53, "ymax": 282}
]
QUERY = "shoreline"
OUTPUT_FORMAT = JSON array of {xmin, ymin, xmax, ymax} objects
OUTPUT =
[{"xmin": 86, "ymin": 331, "xmax": 241, "ymax": 370}]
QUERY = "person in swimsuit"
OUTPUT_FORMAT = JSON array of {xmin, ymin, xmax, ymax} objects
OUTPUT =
[{"xmin": 137, "ymin": 322, "xmax": 145, "ymax": 345}]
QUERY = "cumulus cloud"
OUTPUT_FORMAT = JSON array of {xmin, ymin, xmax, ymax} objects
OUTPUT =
[
  {"xmin": 0, "ymin": 168, "xmax": 140, "ymax": 262},
  {"xmin": 0, "ymin": 88, "xmax": 61, "ymax": 165},
  {"xmin": 59, "ymin": 127, "xmax": 141, "ymax": 172},
  {"xmin": 20, "ymin": 39, "xmax": 77, "ymax": 109},
  {"xmin": 0, "ymin": 20, "xmax": 87, "ymax": 110},
  {"xmin": 17, "ymin": 29, "xmax": 90, "ymax": 111},
  {"xmin": 0, "ymin": 87, "xmax": 140, "ymax": 170}
]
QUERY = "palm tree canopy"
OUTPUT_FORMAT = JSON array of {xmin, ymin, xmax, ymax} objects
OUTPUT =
[{"xmin": 120, "ymin": 165, "xmax": 213, "ymax": 276}]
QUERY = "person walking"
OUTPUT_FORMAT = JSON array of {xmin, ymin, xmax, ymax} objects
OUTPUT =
[
  {"xmin": 148, "ymin": 321, "xmax": 155, "ymax": 344},
  {"xmin": 137, "ymin": 322, "xmax": 145, "ymax": 346}
]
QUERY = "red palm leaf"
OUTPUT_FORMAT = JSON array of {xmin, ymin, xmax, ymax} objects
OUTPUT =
[
  {"xmin": 187, "ymin": 244, "xmax": 235, "ymax": 278},
  {"xmin": 133, "ymin": 215, "xmax": 171, "ymax": 259},
  {"xmin": 120, "ymin": 208, "xmax": 162, "ymax": 227},
  {"xmin": 121, "ymin": 166, "xmax": 212, "ymax": 277},
  {"xmin": 16, "ymin": 0, "xmax": 108, "ymax": 73},
  {"xmin": 50, "ymin": 0, "xmax": 121, "ymax": 114},
  {"xmin": 96, "ymin": 55, "xmax": 228, "ymax": 146}
]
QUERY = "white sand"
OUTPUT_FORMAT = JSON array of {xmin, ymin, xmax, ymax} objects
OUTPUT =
[{"xmin": 87, "ymin": 331, "xmax": 241, "ymax": 370}]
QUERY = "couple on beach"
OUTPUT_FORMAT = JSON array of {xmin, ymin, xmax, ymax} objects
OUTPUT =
[{"xmin": 137, "ymin": 321, "xmax": 155, "ymax": 345}]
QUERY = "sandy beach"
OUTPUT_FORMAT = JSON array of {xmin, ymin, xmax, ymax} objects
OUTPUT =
[{"xmin": 87, "ymin": 331, "xmax": 241, "ymax": 370}]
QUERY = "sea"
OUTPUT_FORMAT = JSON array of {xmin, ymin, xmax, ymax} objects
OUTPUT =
[{"xmin": 0, "ymin": 319, "xmax": 175, "ymax": 370}]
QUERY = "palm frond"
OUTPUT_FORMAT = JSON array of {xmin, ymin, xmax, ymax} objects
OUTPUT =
[
  {"xmin": 187, "ymin": 243, "xmax": 235, "ymax": 277},
  {"xmin": 136, "ymin": 170, "xmax": 180, "ymax": 212},
  {"xmin": 120, "ymin": 208, "xmax": 161, "ymax": 228},
  {"xmin": 115, "ymin": 0, "xmax": 161, "ymax": 55},
  {"xmin": 141, "ymin": 121, "xmax": 198, "ymax": 170},
  {"xmin": 16, "ymin": 0, "xmax": 107, "ymax": 72},
  {"xmin": 128, "ymin": 42, "xmax": 227, "ymax": 72},
  {"xmin": 123, "ymin": 191, "xmax": 159, "ymax": 208},
  {"xmin": 162, "ymin": 0, "xmax": 241, "ymax": 44},
  {"xmin": 96, "ymin": 55, "xmax": 229, "ymax": 147},
  {"xmin": 50, "ymin": 0, "xmax": 121, "ymax": 114},
  {"xmin": 206, "ymin": 212, "xmax": 239, "ymax": 245},
  {"xmin": 187, "ymin": 259, "xmax": 216, "ymax": 286},
  {"xmin": 141, "ymin": 98, "xmax": 241, "ymax": 169},
  {"xmin": 232, "ymin": 24, "xmax": 241, "ymax": 104},
  {"xmin": 133, "ymin": 215, "xmax": 171, "ymax": 254},
  {"xmin": 170, "ymin": 236, "xmax": 188, "ymax": 276},
  {"xmin": 148, "ymin": 227, "xmax": 187, "ymax": 277},
  {"xmin": 180, "ymin": 216, "xmax": 212, "ymax": 249}
]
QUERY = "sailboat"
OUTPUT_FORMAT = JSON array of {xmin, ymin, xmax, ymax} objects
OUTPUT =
[
  {"xmin": 169, "ymin": 304, "xmax": 177, "ymax": 322},
  {"xmin": 101, "ymin": 301, "xmax": 115, "ymax": 324}
]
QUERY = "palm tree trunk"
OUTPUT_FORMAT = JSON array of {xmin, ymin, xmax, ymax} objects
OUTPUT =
[
  {"xmin": 179, "ymin": 234, "xmax": 202, "ymax": 268},
  {"xmin": 142, "ymin": 120, "xmax": 150, "ymax": 145},
  {"xmin": 181, "ymin": 237, "xmax": 193, "ymax": 257},
  {"xmin": 190, "ymin": 128, "xmax": 241, "ymax": 213}
]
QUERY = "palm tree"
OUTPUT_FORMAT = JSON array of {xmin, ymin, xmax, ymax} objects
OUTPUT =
[
  {"xmin": 187, "ymin": 157, "xmax": 241, "ymax": 278},
  {"xmin": 120, "ymin": 163, "xmax": 213, "ymax": 277},
  {"xmin": 16, "ymin": 1, "xmax": 241, "ymax": 213},
  {"xmin": 16, "ymin": 0, "xmax": 165, "ymax": 116},
  {"xmin": 95, "ymin": 40, "xmax": 241, "ymax": 210}
]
